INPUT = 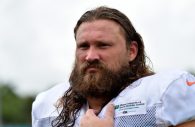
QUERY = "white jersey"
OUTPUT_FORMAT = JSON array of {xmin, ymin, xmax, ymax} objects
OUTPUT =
[{"xmin": 32, "ymin": 70, "xmax": 195, "ymax": 127}]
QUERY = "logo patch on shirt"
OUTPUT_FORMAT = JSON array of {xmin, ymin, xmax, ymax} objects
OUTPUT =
[
  {"xmin": 114, "ymin": 100, "xmax": 146, "ymax": 117},
  {"xmin": 186, "ymin": 80, "xmax": 195, "ymax": 86}
]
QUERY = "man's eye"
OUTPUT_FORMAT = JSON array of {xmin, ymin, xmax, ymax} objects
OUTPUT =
[
  {"xmin": 77, "ymin": 43, "xmax": 89, "ymax": 50},
  {"xmin": 99, "ymin": 43, "xmax": 111, "ymax": 48}
]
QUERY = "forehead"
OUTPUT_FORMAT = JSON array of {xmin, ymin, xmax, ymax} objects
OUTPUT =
[{"xmin": 76, "ymin": 19, "xmax": 125, "ymax": 40}]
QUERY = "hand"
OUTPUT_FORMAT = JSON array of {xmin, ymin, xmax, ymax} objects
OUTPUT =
[
  {"xmin": 175, "ymin": 120, "xmax": 195, "ymax": 127},
  {"xmin": 80, "ymin": 104, "xmax": 114, "ymax": 127}
]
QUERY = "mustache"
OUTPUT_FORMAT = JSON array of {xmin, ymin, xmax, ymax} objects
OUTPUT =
[{"xmin": 79, "ymin": 60, "xmax": 105, "ymax": 73}]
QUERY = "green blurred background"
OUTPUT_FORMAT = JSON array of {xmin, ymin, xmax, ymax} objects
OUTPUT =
[{"xmin": 0, "ymin": 83, "xmax": 34, "ymax": 127}]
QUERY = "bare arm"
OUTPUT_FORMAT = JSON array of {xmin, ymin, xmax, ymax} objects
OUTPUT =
[{"xmin": 80, "ymin": 104, "xmax": 114, "ymax": 127}]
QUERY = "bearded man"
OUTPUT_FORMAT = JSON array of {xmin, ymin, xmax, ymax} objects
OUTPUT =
[{"xmin": 32, "ymin": 6, "xmax": 195, "ymax": 127}]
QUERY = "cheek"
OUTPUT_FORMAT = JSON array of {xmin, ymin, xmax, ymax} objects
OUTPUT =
[
  {"xmin": 76, "ymin": 51, "xmax": 85, "ymax": 63},
  {"xmin": 106, "ymin": 55, "xmax": 129, "ymax": 71}
]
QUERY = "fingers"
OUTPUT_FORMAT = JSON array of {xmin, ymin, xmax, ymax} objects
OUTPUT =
[
  {"xmin": 80, "ymin": 105, "xmax": 114, "ymax": 127},
  {"xmin": 80, "ymin": 109, "xmax": 96, "ymax": 127},
  {"xmin": 104, "ymin": 103, "xmax": 115, "ymax": 120},
  {"xmin": 85, "ymin": 109, "xmax": 96, "ymax": 117}
]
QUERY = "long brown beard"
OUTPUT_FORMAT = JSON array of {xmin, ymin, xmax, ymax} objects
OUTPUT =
[{"xmin": 69, "ymin": 60, "xmax": 132, "ymax": 100}]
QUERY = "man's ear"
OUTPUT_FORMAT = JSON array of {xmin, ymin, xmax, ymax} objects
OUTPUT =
[{"xmin": 128, "ymin": 41, "xmax": 138, "ymax": 62}]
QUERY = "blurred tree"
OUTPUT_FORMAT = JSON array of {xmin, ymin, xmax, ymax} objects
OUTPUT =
[
  {"xmin": 188, "ymin": 69, "xmax": 195, "ymax": 76},
  {"xmin": 0, "ymin": 83, "xmax": 35, "ymax": 125}
]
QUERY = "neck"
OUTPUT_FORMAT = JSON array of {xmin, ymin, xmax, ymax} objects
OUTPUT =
[{"xmin": 87, "ymin": 96, "xmax": 108, "ymax": 114}]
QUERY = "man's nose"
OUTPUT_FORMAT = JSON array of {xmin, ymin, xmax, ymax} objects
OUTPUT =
[{"xmin": 85, "ymin": 48, "xmax": 100, "ymax": 62}]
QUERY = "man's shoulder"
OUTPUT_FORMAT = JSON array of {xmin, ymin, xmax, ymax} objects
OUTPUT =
[
  {"xmin": 152, "ymin": 69, "xmax": 188, "ymax": 78},
  {"xmin": 32, "ymin": 82, "xmax": 70, "ymax": 120},
  {"xmin": 35, "ymin": 82, "xmax": 69, "ymax": 104},
  {"xmin": 111, "ymin": 70, "xmax": 195, "ymax": 126},
  {"xmin": 145, "ymin": 69, "xmax": 187, "ymax": 79},
  {"xmin": 114, "ymin": 69, "xmax": 192, "ymax": 103},
  {"xmin": 140, "ymin": 69, "xmax": 189, "ymax": 87},
  {"xmin": 140, "ymin": 69, "xmax": 191, "ymax": 94},
  {"xmin": 131, "ymin": 69, "xmax": 188, "ymax": 86}
]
